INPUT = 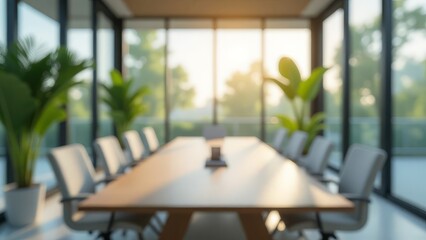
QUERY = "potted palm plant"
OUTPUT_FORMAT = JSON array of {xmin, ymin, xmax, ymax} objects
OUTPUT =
[
  {"xmin": 0, "ymin": 38, "xmax": 91, "ymax": 226},
  {"xmin": 101, "ymin": 69, "xmax": 149, "ymax": 146},
  {"xmin": 266, "ymin": 57, "xmax": 329, "ymax": 151}
]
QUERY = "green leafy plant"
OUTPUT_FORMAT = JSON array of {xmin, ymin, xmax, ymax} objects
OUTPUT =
[
  {"xmin": 0, "ymin": 38, "xmax": 92, "ymax": 188},
  {"xmin": 266, "ymin": 57, "xmax": 328, "ymax": 150},
  {"xmin": 101, "ymin": 69, "xmax": 149, "ymax": 145}
]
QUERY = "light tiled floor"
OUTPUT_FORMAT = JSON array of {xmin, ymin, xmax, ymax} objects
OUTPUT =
[{"xmin": 0, "ymin": 189, "xmax": 426, "ymax": 240}]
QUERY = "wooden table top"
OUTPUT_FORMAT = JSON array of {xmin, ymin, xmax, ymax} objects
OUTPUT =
[{"xmin": 79, "ymin": 137, "xmax": 353, "ymax": 213}]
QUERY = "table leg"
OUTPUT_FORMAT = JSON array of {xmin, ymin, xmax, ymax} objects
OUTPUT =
[
  {"xmin": 238, "ymin": 212, "xmax": 272, "ymax": 240},
  {"xmin": 159, "ymin": 212, "xmax": 193, "ymax": 240}
]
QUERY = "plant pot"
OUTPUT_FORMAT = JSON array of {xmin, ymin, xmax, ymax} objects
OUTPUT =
[{"xmin": 4, "ymin": 183, "xmax": 46, "ymax": 227}]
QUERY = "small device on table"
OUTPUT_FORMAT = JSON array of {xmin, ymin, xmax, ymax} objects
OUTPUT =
[{"xmin": 205, "ymin": 139, "xmax": 227, "ymax": 167}]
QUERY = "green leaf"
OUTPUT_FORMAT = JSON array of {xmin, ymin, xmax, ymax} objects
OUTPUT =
[
  {"xmin": 276, "ymin": 114, "xmax": 298, "ymax": 132},
  {"xmin": 298, "ymin": 67, "xmax": 328, "ymax": 101},
  {"xmin": 304, "ymin": 112, "xmax": 326, "ymax": 134},
  {"xmin": 101, "ymin": 70, "xmax": 150, "ymax": 138},
  {"xmin": 21, "ymin": 54, "xmax": 53, "ymax": 98},
  {"xmin": 0, "ymin": 72, "xmax": 36, "ymax": 134},
  {"xmin": 110, "ymin": 69, "xmax": 124, "ymax": 86},
  {"xmin": 266, "ymin": 77, "xmax": 296, "ymax": 99},
  {"xmin": 34, "ymin": 101, "xmax": 66, "ymax": 136},
  {"xmin": 279, "ymin": 57, "xmax": 301, "ymax": 91}
]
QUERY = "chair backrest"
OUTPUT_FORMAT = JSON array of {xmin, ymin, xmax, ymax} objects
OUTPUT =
[
  {"xmin": 304, "ymin": 136, "xmax": 333, "ymax": 175},
  {"xmin": 48, "ymin": 144, "xmax": 96, "ymax": 228},
  {"xmin": 339, "ymin": 144, "xmax": 386, "ymax": 197},
  {"xmin": 48, "ymin": 144, "xmax": 96, "ymax": 199},
  {"xmin": 203, "ymin": 125, "xmax": 227, "ymax": 140},
  {"xmin": 337, "ymin": 144, "xmax": 386, "ymax": 230},
  {"xmin": 93, "ymin": 136, "xmax": 127, "ymax": 177},
  {"xmin": 272, "ymin": 128, "xmax": 288, "ymax": 151},
  {"xmin": 122, "ymin": 130, "xmax": 146, "ymax": 162},
  {"xmin": 141, "ymin": 127, "xmax": 160, "ymax": 154},
  {"xmin": 283, "ymin": 131, "xmax": 308, "ymax": 161}
]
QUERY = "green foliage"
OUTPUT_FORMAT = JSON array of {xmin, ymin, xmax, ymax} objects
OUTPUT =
[
  {"xmin": 222, "ymin": 62, "xmax": 262, "ymax": 117},
  {"xmin": 126, "ymin": 30, "xmax": 194, "ymax": 118},
  {"xmin": 267, "ymin": 57, "xmax": 328, "ymax": 151},
  {"xmin": 0, "ymin": 38, "xmax": 92, "ymax": 188},
  {"xmin": 101, "ymin": 69, "xmax": 149, "ymax": 144}
]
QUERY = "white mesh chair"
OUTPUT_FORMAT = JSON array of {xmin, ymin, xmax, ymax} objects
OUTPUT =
[
  {"xmin": 123, "ymin": 130, "xmax": 146, "ymax": 163},
  {"xmin": 298, "ymin": 136, "xmax": 333, "ymax": 176},
  {"xmin": 94, "ymin": 136, "xmax": 129, "ymax": 178},
  {"xmin": 141, "ymin": 127, "xmax": 160, "ymax": 155},
  {"xmin": 48, "ymin": 144, "xmax": 153, "ymax": 239},
  {"xmin": 282, "ymin": 131, "xmax": 308, "ymax": 161},
  {"xmin": 203, "ymin": 125, "xmax": 227, "ymax": 140},
  {"xmin": 279, "ymin": 144, "xmax": 387, "ymax": 239},
  {"xmin": 271, "ymin": 128, "xmax": 288, "ymax": 152}
]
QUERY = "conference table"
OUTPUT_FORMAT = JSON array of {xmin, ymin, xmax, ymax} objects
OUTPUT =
[{"xmin": 79, "ymin": 137, "xmax": 354, "ymax": 240}]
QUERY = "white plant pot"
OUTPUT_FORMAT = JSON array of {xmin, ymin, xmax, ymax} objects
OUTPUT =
[{"xmin": 4, "ymin": 183, "xmax": 46, "ymax": 227}]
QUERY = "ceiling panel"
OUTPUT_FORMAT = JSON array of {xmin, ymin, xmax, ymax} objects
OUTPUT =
[{"xmin": 122, "ymin": 0, "xmax": 313, "ymax": 18}]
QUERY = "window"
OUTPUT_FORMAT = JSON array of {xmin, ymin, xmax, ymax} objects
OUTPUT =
[
  {"xmin": 0, "ymin": 0, "xmax": 6, "ymax": 211},
  {"xmin": 18, "ymin": 0, "xmax": 59, "ymax": 190},
  {"xmin": 68, "ymin": 0, "xmax": 93, "ymax": 150},
  {"xmin": 391, "ymin": 0, "xmax": 426, "ymax": 210},
  {"xmin": 264, "ymin": 20, "xmax": 311, "ymax": 144},
  {"xmin": 123, "ymin": 20, "xmax": 166, "ymax": 144},
  {"xmin": 217, "ymin": 20, "xmax": 262, "ymax": 137},
  {"xmin": 168, "ymin": 20, "xmax": 213, "ymax": 139},
  {"xmin": 349, "ymin": 0, "xmax": 382, "ymax": 149},
  {"xmin": 98, "ymin": 13, "xmax": 115, "ymax": 138},
  {"xmin": 323, "ymin": 10, "xmax": 344, "ymax": 168},
  {"xmin": 349, "ymin": 0, "xmax": 382, "ymax": 186}
]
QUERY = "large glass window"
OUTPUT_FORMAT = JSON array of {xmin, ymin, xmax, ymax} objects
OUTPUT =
[
  {"xmin": 264, "ymin": 21, "xmax": 311, "ymax": 144},
  {"xmin": 0, "ymin": 0, "xmax": 4, "ymax": 46},
  {"xmin": 123, "ymin": 20, "xmax": 166, "ymax": 144},
  {"xmin": 98, "ymin": 13, "xmax": 115, "ymax": 138},
  {"xmin": 323, "ymin": 10, "xmax": 344, "ymax": 168},
  {"xmin": 349, "ymin": 0, "xmax": 382, "ymax": 187},
  {"xmin": 391, "ymin": 0, "xmax": 426, "ymax": 210},
  {"xmin": 68, "ymin": 0, "xmax": 93, "ymax": 150},
  {"xmin": 349, "ymin": 0, "xmax": 382, "ymax": 149},
  {"xmin": 18, "ymin": 0, "xmax": 59, "ymax": 190},
  {"xmin": 0, "ymin": 0, "xmax": 6, "ymax": 211},
  {"xmin": 168, "ymin": 20, "xmax": 213, "ymax": 139},
  {"xmin": 217, "ymin": 21, "xmax": 262, "ymax": 137}
]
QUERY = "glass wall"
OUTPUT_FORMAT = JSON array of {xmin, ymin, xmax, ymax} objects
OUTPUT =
[
  {"xmin": 391, "ymin": 0, "xmax": 426, "ymax": 210},
  {"xmin": 68, "ymin": 0, "xmax": 93, "ymax": 150},
  {"xmin": 217, "ymin": 21, "xmax": 262, "ymax": 137},
  {"xmin": 18, "ymin": 0, "xmax": 59, "ymax": 190},
  {"xmin": 168, "ymin": 20, "xmax": 214, "ymax": 138},
  {"xmin": 323, "ymin": 10, "xmax": 344, "ymax": 168},
  {"xmin": 0, "ymin": 0, "xmax": 6, "ymax": 211},
  {"xmin": 123, "ymin": 20, "xmax": 166, "ymax": 144},
  {"xmin": 349, "ymin": 0, "xmax": 382, "ymax": 186},
  {"xmin": 264, "ymin": 21, "xmax": 311, "ymax": 144},
  {"xmin": 349, "ymin": 0, "xmax": 382, "ymax": 148},
  {"xmin": 97, "ymin": 13, "xmax": 115, "ymax": 138}
]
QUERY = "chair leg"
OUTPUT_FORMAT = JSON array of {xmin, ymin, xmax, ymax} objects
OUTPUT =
[
  {"xmin": 138, "ymin": 232, "xmax": 144, "ymax": 240},
  {"xmin": 320, "ymin": 232, "xmax": 337, "ymax": 240},
  {"xmin": 97, "ymin": 231, "xmax": 112, "ymax": 240}
]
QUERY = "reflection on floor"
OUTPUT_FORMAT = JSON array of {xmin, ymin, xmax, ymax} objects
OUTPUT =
[{"xmin": 1, "ymin": 186, "xmax": 426, "ymax": 239}]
